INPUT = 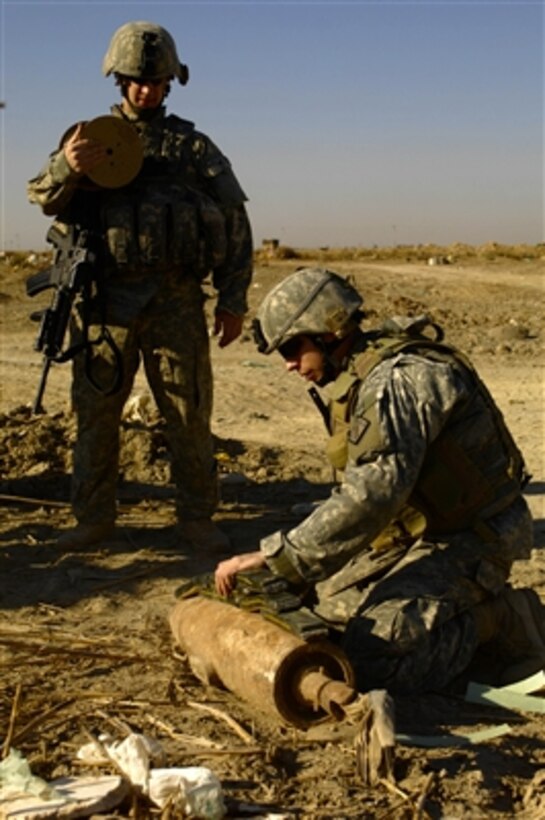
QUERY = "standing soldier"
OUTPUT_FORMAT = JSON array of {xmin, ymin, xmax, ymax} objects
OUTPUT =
[
  {"xmin": 215, "ymin": 268, "xmax": 545, "ymax": 693},
  {"xmin": 28, "ymin": 21, "xmax": 253, "ymax": 551}
]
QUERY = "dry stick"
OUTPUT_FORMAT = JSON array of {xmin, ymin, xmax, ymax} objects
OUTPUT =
[
  {"xmin": 70, "ymin": 695, "xmax": 173, "ymax": 709},
  {"xmin": 374, "ymin": 801, "xmax": 419, "ymax": 820},
  {"xmin": 11, "ymin": 698, "xmax": 77, "ymax": 746},
  {"xmin": 413, "ymin": 772, "xmax": 435, "ymax": 820},
  {"xmin": 0, "ymin": 493, "xmax": 69, "ymax": 507},
  {"xmin": 378, "ymin": 777, "xmax": 413, "ymax": 803},
  {"xmin": 144, "ymin": 714, "xmax": 223, "ymax": 749},
  {"xmin": 1, "ymin": 689, "xmax": 173, "ymax": 711},
  {"xmin": 186, "ymin": 699, "xmax": 255, "ymax": 745},
  {"xmin": 177, "ymin": 745, "xmax": 263, "ymax": 757},
  {"xmin": 309, "ymin": 804, "xmax": 377, "ymax": 819},
  {"xmin": 93, "ymin": 708, "xmax": 134, "ymax": 738},
  {"xmin": 0, "ymin": 623, "xmax": 135, "ymax": 645},
  {"xmin": 143, "ymin": 713, "xmax": 263, "ymax": 757},
  {"xmin": 2, "ymin": 681, "xmax": 23, "ymax": 759},
  {"xmin": 0, "ymin": 637, "xmax": 148, "ymax": 663},
  {"xmin": 373, "ymin": 779, "xmax": 420, "ymax": 820},
  {"xmin": 0, "ymin": 624, "xmax": 153, "ymax": 657},
  {"xmin": 376, "ymin": 776, "xmax": 434, "ymax": 820},
  {"xmin": 0, "ymin": 493, "xmax": 139, "ymax": 511},
  {"xmin": 36, "ymin": 602, "xmax": 68, "ymax": 615},
  {"xmin": 8, "ymin": 695, "xmax": 170, "ymax": 750}
]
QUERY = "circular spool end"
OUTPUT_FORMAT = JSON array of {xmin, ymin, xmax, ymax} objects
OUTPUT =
[
  {"xmin": 82, "ymin": 116, "xmax": 143, "ymax": 188},
  {"xmin": 273, "ymin": 640, "xmax": 356, "ymax": 728}
]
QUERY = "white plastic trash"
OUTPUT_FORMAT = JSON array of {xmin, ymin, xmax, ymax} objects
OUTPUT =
[
  {"xmin": 0, "ymin": 748, "xmax": 63, "ymax": 802},
  {"xmin": 148, "ymin": 766, "xmax": 226, "ymax": 819}
]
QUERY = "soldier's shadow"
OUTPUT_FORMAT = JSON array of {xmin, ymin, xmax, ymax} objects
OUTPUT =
[{"xmin": 0, "ymin": 473, "xmax": 333, "ymax": 609}]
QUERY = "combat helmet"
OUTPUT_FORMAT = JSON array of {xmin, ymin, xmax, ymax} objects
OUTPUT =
[
  {"xmin": 102, "ymin": 21, "xmax": 189, "ymax": 85},
  {"xmin": 253, "ymin": 268, "xmax": 363, "ymax": 355}
]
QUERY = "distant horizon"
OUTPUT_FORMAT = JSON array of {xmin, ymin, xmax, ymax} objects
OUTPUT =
[
  {"xmin": 4, "ymin": 228, "xmax": 544, "ymax": 254},
  {"xmin": 4, "ymin": 222, "xmax": 543, "ymax": 255},
  {"xmin": 3, "ymin": 238, "xmax": 543, "ymax": 257}
]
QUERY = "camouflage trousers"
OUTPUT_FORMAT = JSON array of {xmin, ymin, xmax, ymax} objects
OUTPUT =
[
  {"xmin": 70, "ymin": 278, "xmax": 217, "ymax": 525},
  {"xmin": 314, "ymin": 499, "xmax": 533, "ymax": 694}
]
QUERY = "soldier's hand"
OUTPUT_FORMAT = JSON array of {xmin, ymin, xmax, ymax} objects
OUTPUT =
[
  {"xmin": 213, "ymin": 309, "xmax": 243, "ymax": 348},
  {"xmin": 215, "ymin": 550, "xmax": 266, "ymax": 596},
  {"xmin": 64, "ymin": 122, "xmax": 108, "ymax": 175}
]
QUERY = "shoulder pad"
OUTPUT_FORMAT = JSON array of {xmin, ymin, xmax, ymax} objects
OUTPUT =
[
  {"xmin": 187, "ymin": 129, "xmax": 248, "ymax": 206},
  {"xmin": 165, "ymin": 114, "xmax": 196, "ymax": 135},
  {"xmin": 206, "ymin": 161, "xmax": 248, "ymax": 207}
]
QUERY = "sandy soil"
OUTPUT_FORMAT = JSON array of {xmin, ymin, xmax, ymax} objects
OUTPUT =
[{"xmin": 0, "ymin": 252, "xmax": 544, "ymax": 818}]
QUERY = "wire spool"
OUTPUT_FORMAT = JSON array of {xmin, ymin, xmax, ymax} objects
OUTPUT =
[{"xmin": 80, "ymin": 115, "xmax": 143, "ymax": 188}]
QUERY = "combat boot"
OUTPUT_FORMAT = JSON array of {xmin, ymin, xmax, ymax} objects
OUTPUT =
[
  {"xmin": 57, "ymin": 522, "xmax": 116, "ymax": 550},
  {"xmin": 473, "ymin": 586, "xmax": 545, "ymax": 684},
  {"xmin": 177, "ymin": 519, "xmax": 230, "ymax": 552}
]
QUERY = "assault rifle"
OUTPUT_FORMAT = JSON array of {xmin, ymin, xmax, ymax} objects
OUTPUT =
[{"xmin": 26, "ymin": 224, "xmax": 121, "ymax": 414}]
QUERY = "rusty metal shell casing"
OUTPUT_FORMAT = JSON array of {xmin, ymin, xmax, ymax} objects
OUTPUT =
[{"xmin": 169, "ymin": 596, "xmax": 356, "ymax": 728}]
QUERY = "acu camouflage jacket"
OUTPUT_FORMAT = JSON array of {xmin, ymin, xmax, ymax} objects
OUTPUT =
[{"xmin": 261, "ymin": 326, "xmax": 528, "ymax": 588}]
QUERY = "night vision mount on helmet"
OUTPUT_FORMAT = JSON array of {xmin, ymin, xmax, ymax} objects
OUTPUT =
[
  {"xmin": 253, "ymin": 268, "xmax": 364, "ymax": 355},
  {"xmin": 102, "ymin": 21, "xmax": 189, "ymax": 85}
]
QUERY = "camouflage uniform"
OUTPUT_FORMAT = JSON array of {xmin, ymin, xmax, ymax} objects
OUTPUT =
[
  {"xmin": 254, "ymin": 272, "xmax": 532, "ymax": 694},
  {"xmin": 27, "ymin": 103, "xmax": 252, "ymax": 525}
]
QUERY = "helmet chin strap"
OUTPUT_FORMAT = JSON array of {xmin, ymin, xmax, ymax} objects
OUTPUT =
[
  {"xmin": 315, "ymin": 337, "xmax": 342, "ymax": 386},
  {"xmin": 315, "ymin": 328, "xmax": 361, "ymax": 386}
]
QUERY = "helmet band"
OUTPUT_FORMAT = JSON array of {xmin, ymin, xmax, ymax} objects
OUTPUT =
[{"xmin": 266, "ymin": 273, "xmax": 331, "ymax": 353}]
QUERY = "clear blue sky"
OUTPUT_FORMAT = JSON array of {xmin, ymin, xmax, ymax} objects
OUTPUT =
[{"xmin": 1, "ymin": 0, "xmax": 543, "ymax": 250}]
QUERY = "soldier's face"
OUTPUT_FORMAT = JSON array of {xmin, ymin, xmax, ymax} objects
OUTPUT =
[
  {"xmin": 123, "ymin": 77, "xmax": 169, "ymax": 111},
  {"xmin": 282, "ymin": 336, "xmax": 325, "ymax": 383}
]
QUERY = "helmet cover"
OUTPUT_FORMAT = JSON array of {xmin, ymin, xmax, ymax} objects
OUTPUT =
[
  {"xmin": 102, "ymin": 21, "xmax": 189, "ymax": 84},
  {"xmin": 254, "ymin": 267, "xmax": 363, "ymax": 354}
]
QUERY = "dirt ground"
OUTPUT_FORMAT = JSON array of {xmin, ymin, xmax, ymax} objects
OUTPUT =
[{"xmin": 0, "ymin": 250, "xmax": 544, "ymax": 819}]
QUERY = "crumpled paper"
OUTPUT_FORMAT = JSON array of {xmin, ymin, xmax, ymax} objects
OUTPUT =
[
  {"xmin": 76, "ymin": 733, "xmax": 225, "ymax": 818},
  {"xmin": 77, "ymin": 732, "xmax": 165, "ymax": 792},
  {"xmin": 149, "ymin": 767, "xmax": 225, "ymax": 818}
]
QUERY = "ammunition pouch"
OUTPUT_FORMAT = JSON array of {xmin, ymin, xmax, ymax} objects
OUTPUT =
[
  {"xmin": 175, "ymin": 570, "xmax": 330, "ymax": 641},
  {"xmin": 101, "ymin": 182, "xmax": 226, "ymax": 275}
]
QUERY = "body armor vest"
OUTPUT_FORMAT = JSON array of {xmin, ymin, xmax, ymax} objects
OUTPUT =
[
  {"xmin": 68, "ymin": 113, "xmax": 227, "ymax": 276},
  {"xmin": 326, "ymin": 329, "xmax": 527, "ymax": 548}
]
